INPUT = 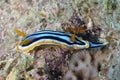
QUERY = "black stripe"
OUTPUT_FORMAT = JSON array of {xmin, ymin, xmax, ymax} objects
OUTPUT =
[
  {"xmin": 22, "ymin": 36, "xmax": 85, "ymax": 47},
  {"xmin": 22, "ymin": 31, "xmax": 85, "ymax": 45},
  {"xmin": 22, "ymin": 32, "xmax": 71, "ymax": 41}
]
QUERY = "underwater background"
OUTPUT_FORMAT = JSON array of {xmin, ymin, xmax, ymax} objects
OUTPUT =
[{"xmin": 0, "ymin": 0, "xmax": 120, "ymax": 80}]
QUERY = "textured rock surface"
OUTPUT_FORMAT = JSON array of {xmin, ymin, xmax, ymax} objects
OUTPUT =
[{"xmin": 0, "ymin": 0, "xmax": 120, "ymax": 80}]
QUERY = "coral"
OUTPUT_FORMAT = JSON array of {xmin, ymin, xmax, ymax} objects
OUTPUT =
[{"xmin": 64, "ymin": 50, "xmax": 98, "ymax": 80}]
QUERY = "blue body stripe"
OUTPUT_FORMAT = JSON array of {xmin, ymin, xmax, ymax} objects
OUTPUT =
[
  {"xmin": 22, "ymin": 30, "xmax": 71, "ymax": 41},
  {"xmin": 21, "ymin": 30, "xmax": 86, "ymax": 47},
  {"xmin": 23, "ymin": 33, "xmax": 71, "ymax": 42},
  {"xmin": 33, "ymin": 30, "xmax": 72, "ymax": 35}
]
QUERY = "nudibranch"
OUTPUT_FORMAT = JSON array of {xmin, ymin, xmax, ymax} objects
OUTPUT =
[{"xmin": 15, "ymin": 30, "xmax": 108, "ymax": 53}]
